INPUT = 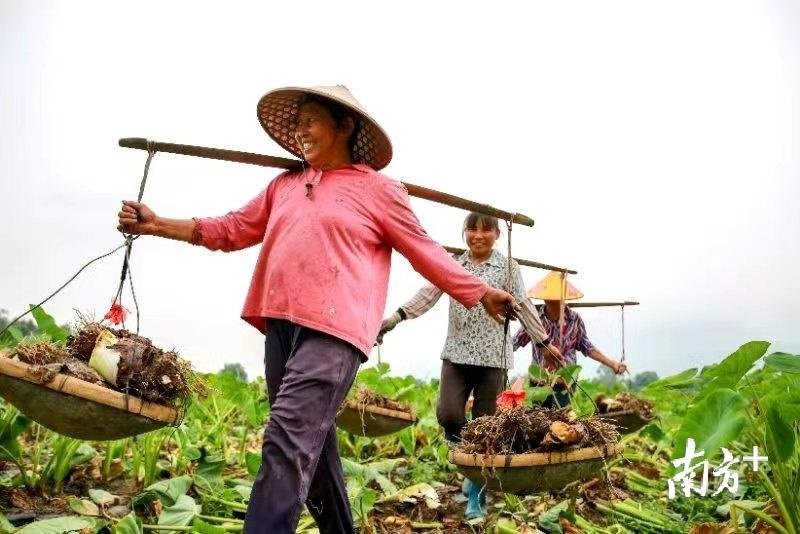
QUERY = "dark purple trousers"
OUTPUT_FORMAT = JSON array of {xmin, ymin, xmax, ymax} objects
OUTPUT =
[{"xmin": 244, "ymin": 319, "xmax": 361, "ymax": 534}]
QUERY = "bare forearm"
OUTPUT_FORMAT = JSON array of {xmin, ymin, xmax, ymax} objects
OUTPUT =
[
  {"xmin": 588, "ymin": 349, "xmax": 615, "ymax": 368},
  {"xmin": 154, "ymin": 217, "xmax": 196, "ymax": 242}
]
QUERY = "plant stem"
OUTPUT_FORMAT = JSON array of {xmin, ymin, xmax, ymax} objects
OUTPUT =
[
  {"xmin": 758, "ymin": 470, "xmax": 796, "ymax": 534},
  {"xmin": 730, "ymin": 504, "xmax": 789, "ymax": 534}
]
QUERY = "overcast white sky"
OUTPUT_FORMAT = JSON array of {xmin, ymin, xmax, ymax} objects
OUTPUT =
[{"xmin": 2, "ymin": 1, "xmax": 798, "ymax": 383}]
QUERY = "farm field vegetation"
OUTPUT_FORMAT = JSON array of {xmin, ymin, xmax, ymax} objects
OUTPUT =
[{"xmin": 0, "ymin": 308, "xmax": 798, "ymax": 533}]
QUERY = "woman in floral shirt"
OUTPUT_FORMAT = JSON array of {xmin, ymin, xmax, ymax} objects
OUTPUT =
[{"xmin": 379, "ymin": 212, "xmax": 560, "ymax": 518}]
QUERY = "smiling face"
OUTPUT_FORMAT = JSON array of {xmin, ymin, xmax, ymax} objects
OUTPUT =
[
  {"xmin": 464, "ymin": 218, "xmax": 499, "ymax": 258},
  {"xmin": 294, "ymin": 101, "xmax": 354, "ymax": 170}
]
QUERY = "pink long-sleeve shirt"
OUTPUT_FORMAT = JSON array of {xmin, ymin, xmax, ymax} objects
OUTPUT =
[{"xmin": 192, "ymin": 164, "xmax": 489, "ymax": 357}]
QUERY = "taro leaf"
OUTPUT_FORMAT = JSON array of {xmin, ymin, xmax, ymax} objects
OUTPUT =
[
  {"xmin": 0, "ymin": 512, "xmax": 14, "ymax": 534},
  {"xmin": 699, "ymin": 341, "xmax": 770, "ymax": 396},
  {"xmin": 644, "ymin": 367, "xmax": 701, "ymax": 392},
  {"xmin": 70, "ymin": 496, "xmax": 100, "ymax": 516},
  {"xmin": 182, "ymin": 445, "xmax": 202, "ymax": 461},
  {"xmin": 245, "ymin": 451, "xmax": 262, "ymax": 477},
  {"xmin": 191, "ymin": 518, "xmax": 228, "ymax": 534},
  {"xmin": 89, "ymin": 488, "xmax": 117, "ymax": 506},
  {"xmin": 350, "ymin": 487, "xmax": 377, "ymax": 528},
  {"xmin": 234, "ymin": 484, "xmax": 252, "ymax": 501},
  {"xmin": 341, "ymin": 457, "xmax": 398, "ymax": 494},
  {"xmin": 0, "ymin": 325, "xmax": 23, "ymax": 348},
  {"xmin": 397, "ymin": 426, "xmax": 415, "ymax": 456},
  {"xmin": 17, "ymin": 516, "xmax": 94, "ymax": 534},
  {"xmin": 639, "ymin": 422, "xmax": 667, "ymax": 444},
  {"xmin": 673, "ymin": 389, "xmax": 748, "ymax": 465},
  {"xmin": 0, "ymin": 409, "xmax": 31, "ymax": 461},
  {"xmin": 528, "ymin": 386, "xmax": 554, "ymax": 404},
  {"xmin": 538, "ymin": 499, "xmax": 572, "ymax": 534},
  {"xmin": 196, "ymin": 449, "xmax": 225, "ymax": 485},
  {"xmin": 70, "ymin": 443, "xmax": 98, "ymax": 469},
  {"xmin": 113, "ymin": 512, "xmax": 144, "ymax": 534},
  {"xmin": 29, "ymin": 305, "xmax": 69, "ymax": 343},
  {"xmin": 495, "ymin": 518, "xmax": 523, "ymax": 533},
  {"xmin": 555, "ymin": 364, "xmax": 582, "ymax": 384},
  {"xmin": 529, "ymin": 363, "xmax": 547, "ymax": 382},
  {"xmin": 158, "ymin": 494, "xmax": 201, "ymax": 526},
  {"xmin": 143, "ymin": 475, "xmax": 193, "ymax": 506},
  {"xmin": 765, "ymin": 405, "xmax": 795, "ymax": 462},
  {"xmin": 764, "ymin": 352, "xmax": 800, "ymax": 374}
]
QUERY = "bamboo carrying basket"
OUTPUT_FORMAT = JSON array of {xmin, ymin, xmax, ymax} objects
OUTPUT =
[
  {"xmin": 336, "ymin": 401, "xmax": 417, "ymax": 437},
  {"xmin": 449, "ymin": 444, "xmax": 621, "ymax": 495},
  {"xmin": 601, "ymin": 410, "xmax": 654, "ymax": 434},
  {"xmin": 0, "ymin": 357, "xmax": 181, "ymax": 440}
]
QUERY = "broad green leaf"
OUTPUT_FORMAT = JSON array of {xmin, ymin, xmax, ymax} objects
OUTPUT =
[
  {"xmin": 538, "ymin": 499, "xmax": 572, "ymax": 533},
  {"xmin": 350, "ymin": 487, "xmax": 377, "ymax": 528},
  {"xmin": 234, "ymin": 484, "xmax": 252, "ymax": 501},
  {"xmin": 673, "ymin": 388, "xmax": 748, "ymax": 464},
  {"xmin": 342, "ymin": 457, "xmax": 398, "ymax": 494},
  {"xmin": 529, "ymin": 363, "xmax": 547, "ymax": 382},
  {"xmin": 644, "ymin": 367, "xmax": 699, "ymax": 392},
  {"xmin": 70, "ymin": 443, "xmax": 98, "ymax": 469},
  {"xmin": 69, "ymin": 497, "xmax": 100, "ymax": 516},
  {"xmin": 527, "ymin": 386, "xmax": 554, "ymax": 403},
  {"xmin": 113, "ymin": 512, "xmax": 143, "ymax": 534},
  {"xmin": 196, "ymin": 449, "xmax": 225, "ymax": 484},
  {"xmin": 0, "ymin": 512, "xmax": 15, "ymax": 534},
  {"xmin": 495, "ymin": 517, "xmax": 523, "ymax": 533},
  {"xmin": 699, "ymin": 341, "xmax": 770, "ymax": 395},
  {"xmin": 245, "ymin": 451, "xmax": 262, "ymax": 477},
  {"xmin": 182, "ymin": 445, "xmax": 202, "ymax": 461},
  {"xmin": 639, "ymin": 423, "xmax": 666, "ymax": 444},
  {"xmin": 764, "ymin": 352, "xmax": 800, "ymax": 374},
  {"xmin": 29, "ymin": 305, "xmax": 69, "ymax": 343},
  {"xmin": 765, "ymin": 405, "xmax": 795, "ymax": 462},
  {"xmin": 0, "ymin": 325, "xmax": 23, "ymax": 348},
  {"xmin": 89, "ymin": 488, "xmax": 117, "ymax": 506},
  {"xmin": 0, "ymin": 409, "xmax": 31, "ymax": 461},
  {"xmin": 17, "ymin": 517, "xmax": 93, "ymax": 534},
  {"xmin": 158, "ymin": 494, "xmax": 200, "ymax": 526},
  {"xmin": 144, "ymin": 475, "xmax": 193, "ymax": 505},
  {"xmin": 191, "ymin": 518, "xmax": 228, "ymax": 534}
]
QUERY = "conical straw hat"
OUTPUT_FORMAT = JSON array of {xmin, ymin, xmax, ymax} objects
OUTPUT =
[
  {"xmin": 257, "ymin": 85, "xmax": 393, "ymax": 170},
  {"xmin": 528, "ymin": 271, "xmax": 584, "ymax": 301}
]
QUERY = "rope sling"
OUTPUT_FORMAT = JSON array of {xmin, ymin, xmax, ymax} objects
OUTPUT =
[{"xmin": 0, "ymin": 144, "xmax": 183, "ymax": 440}]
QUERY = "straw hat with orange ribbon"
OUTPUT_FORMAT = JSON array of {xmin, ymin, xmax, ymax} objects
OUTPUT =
[
  {"xmin": 527, "ymin": 271, "xmax": 584, "ymax": 301},
  {"xmin": 257, "ymin": 85, "xmax": 393, "ymax": 170}
]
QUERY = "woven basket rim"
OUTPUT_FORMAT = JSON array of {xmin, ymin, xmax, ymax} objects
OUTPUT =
[
  {"xmin": 449, "ymin": 443, "xmax": 621, "ymax": 468},
  {"xmin": 342, "ymin": 400, "xmax": 417, "ymax": 422},
  {"xmin": 0, "ymin": 356, "xmax": 181, "ymax": 425}
]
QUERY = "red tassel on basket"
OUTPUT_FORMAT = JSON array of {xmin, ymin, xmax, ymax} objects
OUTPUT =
[
  {"xmin": 497, "ymin": 376, "xmax": 527, "ymax": 410},
  {"xmin": 104, "ymin": 300, "xmax": 129, "ymax": 325}
]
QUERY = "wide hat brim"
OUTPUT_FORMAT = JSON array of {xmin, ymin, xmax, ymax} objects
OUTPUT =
[
  {"xmin": 257, "ymin": 85, "xmax": 393, "ymax": 170},
  {"xmin": 528, "ymin": 271, "xmax": 584, "ymax": 301}
]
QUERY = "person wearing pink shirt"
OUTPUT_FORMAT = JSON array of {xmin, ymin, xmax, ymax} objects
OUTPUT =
[{"xmin": 117, "ymin": 85, "xmax": 516, "ymax": 534}]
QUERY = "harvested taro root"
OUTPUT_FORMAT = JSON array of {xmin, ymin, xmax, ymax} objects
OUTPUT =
[
  {"xmin": 349, "ymin": 386, "xmax": 414, "ymax": 414},
  {"xmin": 5, "ymin": 317, "xmax": 204, "ymax": 407},
  {"xmin": 456, "ymin": 406, "xmax": 618, "ymax": 455},
  {"xmin": 595, "ymin": 392, "xmax": 654, "ymax": 419}
]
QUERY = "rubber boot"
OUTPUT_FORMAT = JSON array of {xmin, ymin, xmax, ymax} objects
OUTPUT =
[{"xmin": 464, "ymin": 479, "xmax": 486, "ymax": 520}]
